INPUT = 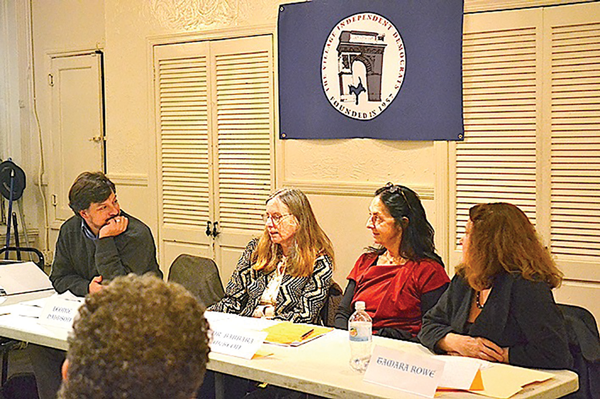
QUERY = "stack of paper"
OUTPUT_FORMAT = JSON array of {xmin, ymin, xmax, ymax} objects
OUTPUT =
[
  {"xmin": 0, "ymin": 262, "xmax": 53, "ymax": 296},
  {"xmin": 476, "ymin": 363, "xmax": 554, "ymax": 398}
]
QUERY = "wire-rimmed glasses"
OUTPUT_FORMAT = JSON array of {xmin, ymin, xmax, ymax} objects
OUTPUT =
[{"xmin": 262, "ymin": 213, "xmax": 293, "ymax": 225}]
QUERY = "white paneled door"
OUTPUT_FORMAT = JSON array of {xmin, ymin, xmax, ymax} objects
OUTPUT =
[
  {"xmin": 49, "ymin": 52, "xmax": 105, "ymax": 224},
  {"xmin": 154, "ymin": 36, "xmax": 274, "ymax": 283}
]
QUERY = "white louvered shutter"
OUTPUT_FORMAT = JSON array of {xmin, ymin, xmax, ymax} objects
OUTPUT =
[
  {"xmin": 155, "ymin": 42, "xmax": 212, "ymax": 242},
  {"xmin": 549, "ymin": 18, "xmax": 600, "ymax": 267},
  {"xmin": 154, "ymin": 36, "xmax": 274, "ymax": 272},
  {"xmin": 212, "ymin": 36, "xmax": 274, "ymax": 232},
  {"xmin": 455, "ymin": 11, "xmax": 540, "ymax": 246}
]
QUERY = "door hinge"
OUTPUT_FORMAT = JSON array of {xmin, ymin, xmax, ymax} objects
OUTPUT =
[{"xmin": 48, "ymin": 74, "xmax": 54, "ymax": 87}]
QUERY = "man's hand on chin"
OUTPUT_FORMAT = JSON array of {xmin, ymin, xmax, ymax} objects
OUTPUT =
[
  {"xmin": 98, "ymin": 216, "xmax": 129, "ymax": 239},
  {"xmin": 89, "ymin": 275, "xmax": 103, "ymax": 294}
]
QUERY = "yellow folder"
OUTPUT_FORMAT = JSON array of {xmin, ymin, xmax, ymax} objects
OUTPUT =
[{"xmin": 262, "ymin": 322, "xmax": 332, "ymax": 346}]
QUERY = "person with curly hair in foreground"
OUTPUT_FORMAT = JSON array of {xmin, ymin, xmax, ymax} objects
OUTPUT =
[{"xmin": 58, "ymin": 274, "xmax": 210, "ymax": 399}]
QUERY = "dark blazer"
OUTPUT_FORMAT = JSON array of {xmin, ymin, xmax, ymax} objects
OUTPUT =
[
  {"xmin": 418, "ymin": 273, "xmax": 573, "ymax": 370},
  {"xmin": 559, "ymin": 304, "xmax": 600, "ymax": 398}
]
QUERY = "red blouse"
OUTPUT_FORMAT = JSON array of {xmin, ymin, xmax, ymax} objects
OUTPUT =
[{"xmin": 347, "ymin": 252, "xmax": 449, "ymax": 337}]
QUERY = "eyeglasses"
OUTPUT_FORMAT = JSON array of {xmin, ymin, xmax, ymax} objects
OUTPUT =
[
  {"xmin": 383, "ymin": 182, "xmax": 413, "ymax": 213},
  {"xmin": 367, "ymin": 213, "xmax": 391, "ymax": 227},
  {"xmin": 262, "ymin": 213, "xmax": 293, "ymax": 225}
]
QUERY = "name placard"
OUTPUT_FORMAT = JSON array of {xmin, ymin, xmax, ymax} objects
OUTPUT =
[
  {"xmin": 210, "ymin": 329, "xmax": 268, "ymax": 359},
  {"xmin": 37, "ymin": 294, "xmax": 84, "ymax": 330},
  {"xmin": 364, "ymin": 345, "xmax": 445, "ymax": 398}
]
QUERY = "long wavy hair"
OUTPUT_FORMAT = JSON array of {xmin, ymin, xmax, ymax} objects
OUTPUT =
[
  {"xmin": 457, "ymin": 203, "xmax": 563, "ymax": 290},
  {"xmin": 369, "ymin": 183, "xmax": 443, "ymax": 265},
  {"xmin": 253, "ymin": 188, "xmax": 335, "ymax": 277}
]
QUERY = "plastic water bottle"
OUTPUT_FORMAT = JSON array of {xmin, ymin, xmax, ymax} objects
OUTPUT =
[{"xmin": 348, "ymin": 301, "xmax": 372, "ymax": 372}]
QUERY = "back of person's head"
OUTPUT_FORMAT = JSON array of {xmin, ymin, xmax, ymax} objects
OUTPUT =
[
  {"xmin": 374, "ymin": 183, "xmax": 441, "ymax": 264},
  {"xmin": 255, "ymin": 188, "xmax": 334, "ymax": 277},
  {"xmin": 68, "ymin": 171, "xmax": 116, "ymax": 215},
  {"xmin": 58, "ymin": 274, "xmax": 210, "ymax": 399},
  {"xmin": 460, "ymin": 202, "xmax": 562, "ymax": 289}
]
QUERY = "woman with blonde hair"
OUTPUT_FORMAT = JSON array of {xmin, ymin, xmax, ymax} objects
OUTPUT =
[
  {"xmin": 419, "ymin": 203, "xmax": 572, "ymax": 369},
  {"xmin": 209, "ymin": 188, "xmax": 334, "ymax": 323}
]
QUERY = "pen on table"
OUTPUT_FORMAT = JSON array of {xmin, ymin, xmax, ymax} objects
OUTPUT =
[{"xmin": 300, "ymin": 328, "xmax": 314, "ymax": 340}]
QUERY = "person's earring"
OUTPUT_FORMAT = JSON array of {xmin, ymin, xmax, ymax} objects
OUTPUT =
[{"xmin": 401, "ymin": 216, "xmax": 409, "ymax": 229}]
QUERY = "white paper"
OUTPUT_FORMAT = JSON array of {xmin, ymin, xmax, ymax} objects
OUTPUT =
[
  {"xmin": 364, "ymin": 345, "xmax": 445, "ymax": 398},
  {"xmin": 15, "ymin": 295, "xmax": 52, "ymax": 318},
  {"xmin": 210, "ymin": 329, "xmax": 268, "ymax": 359},
  {"xmin": 0, "ymin": 262, "xmax": 53, "ymax": 295},
  {"xmin": 37, "ymin": 293, "xmax": 84, "ymax": 330},
  {"xmin": 436, "ymin": 355, "xmax": 484, "ymax": 390},
  {"xmin": 204, "ymin": 311, "xmax": 235, "ymax": 325},
  {"xmin": 205, "ymin": 311, "xmax": 276, "ymax": 332},
  {"xmin": 20, "ymin": 296, "xmax": 51, "ymax": 308},
  {"xmin": 15, "ymin": 303, "xmax": 44, "ymax": 318}
]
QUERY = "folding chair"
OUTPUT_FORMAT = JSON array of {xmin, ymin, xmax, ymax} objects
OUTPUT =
[{"xmin": 168, "ymin": 254, "xmax": 225, "ymax": 308}]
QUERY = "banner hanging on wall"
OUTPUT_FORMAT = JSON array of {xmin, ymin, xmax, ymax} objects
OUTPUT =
[{"xmin": 278, "ymin": 0, "xmax": 464, "ymax": 140}]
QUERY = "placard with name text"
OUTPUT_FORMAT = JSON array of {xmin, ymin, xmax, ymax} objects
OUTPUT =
[
  {"xmin": 37, "ymin": 294, "xmax": 84, "ymax": 330},
  {"xmin": 210, "ymin": 329, "xmax": 268, "ymax": 359},
  {"xmin": 364, "ymin": 345, "xmax": 445, "ymax": 398}
]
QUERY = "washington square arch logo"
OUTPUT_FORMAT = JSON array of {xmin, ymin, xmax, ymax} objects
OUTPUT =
[{"xmin": 321, "ymin": 13, "xmax": 405, "ymax": 121}]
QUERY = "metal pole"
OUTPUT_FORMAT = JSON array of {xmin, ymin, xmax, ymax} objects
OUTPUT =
[
  {"xmin": 12, "ymin": 212, "xmax": 21, "ymax": 260},
  {"xmin": 4, "ymin": 170, "xmax": 15, "ymax": 259}
]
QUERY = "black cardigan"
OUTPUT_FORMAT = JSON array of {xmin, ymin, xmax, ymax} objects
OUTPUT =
[{"xmin": 418, "ymin": 273, "xmax": 573, "ymax": 370}]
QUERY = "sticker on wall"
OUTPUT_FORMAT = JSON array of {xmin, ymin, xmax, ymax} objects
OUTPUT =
[{"xmin": 321, "ymin": 13, "xmax": 405, "ymax": 121}]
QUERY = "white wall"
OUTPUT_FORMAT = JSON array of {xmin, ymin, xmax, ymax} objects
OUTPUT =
[
  {"xmin": 13, "ymin": 0, "xmax": 597, "ymax": 326},
  {"xmin": 282, "ymin": 139, "xmax": 442, "ymax": 282},
  {"xmin": 1, "ymin": 0, "xmax": 46, "ymax": 249},
  {"xmin": 27, "ymin": 0, "xmax": 105, "ymax": 253},
  {"xmin": 22, "ymin": 0, "xmax": 440, "ymax": 283}
]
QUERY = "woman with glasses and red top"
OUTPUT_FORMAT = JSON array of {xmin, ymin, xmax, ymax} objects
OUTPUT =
[
  {"xmin": 335, "ymin": 183, "xmax": 450, "ymax": 341},
  {"xmin": 209, "ymin": 188, "xmax": 334, "ymax": 324}
]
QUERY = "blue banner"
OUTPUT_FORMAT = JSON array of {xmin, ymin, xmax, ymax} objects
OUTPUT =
[{"xmin": 278, "ymin": 0, "xmax": 464, "ymax": 140}]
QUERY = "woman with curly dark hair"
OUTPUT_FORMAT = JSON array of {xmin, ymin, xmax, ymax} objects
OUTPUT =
[
  {"xmin": 335, "ymin": 183, "xmax": 449, "ymax": 341},
  {"xmin": 419, "ymin": 203, "xmax": 572, "ymax": 369}
]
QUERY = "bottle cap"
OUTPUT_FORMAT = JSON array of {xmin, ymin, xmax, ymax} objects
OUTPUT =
[{"xmin": 355, "ymin": 301, "xmax": 366, "ymax": 311}]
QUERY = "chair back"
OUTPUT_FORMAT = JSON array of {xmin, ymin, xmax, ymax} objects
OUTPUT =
[
  {"xmin": 320, "ymin": 280, "xmax": 343, "ymax": 327},
  {"xmin": 168, "ymin": 254, "xmax": 225, "ymax": 308},
  {"xmin": 558, "ymin": 303, "xmax": 600, "ymax": 399},
  {"xmin": 0, "ymin": 247, "xmax": 45, "ymax": 270}
]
